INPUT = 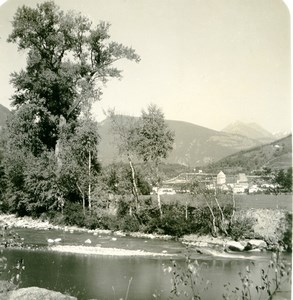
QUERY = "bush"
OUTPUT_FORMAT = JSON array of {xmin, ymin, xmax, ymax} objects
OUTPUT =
[
  {"xmin": 49, "ymin": 211, "xmax": 64, "ymax": 225},
  {"xmin": 63, "ymin": 202, "xmax": 85, "ymax": 227},
  {"xmin": 188, "ymin": 207, "xmax": 214, "ymax": 235},
  {"xmin": 282, "ymin": 212, "xmax": 292, "ymax": 251},
  {"xmin": 158, "ymin": 204, "xmax": 189, "ymax": 237},
  {"xmin": 99, "ymin": 213, "xmax": 119, "ymax": 230},
  {"xmin": 118, "ymin": 215, "xmax": 140, "ymax": 232},
  {"xmin": 84, "ymin": 214, "xmax": 100, "ymax": 230},
  {"xmin": 228, "ymin": 215, "xmax": 256, "ymax": 241}
]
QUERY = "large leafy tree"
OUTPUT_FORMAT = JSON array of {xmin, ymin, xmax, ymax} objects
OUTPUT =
[
  {"xmin": 107, "ymin": 111, "xmax": 141, "ymax": 210},
  {"xmin": 7, "ymin": 1, "xmax": 140, "ymax": 152},
  {"xmin": 4, "ymin": 1, "xmax": 139, "ymax": 216},
  {"xmin": 60, "ymin": 117, "xmax": 101, "ymax": 214},
  {"xmin": 133, "ymin": 104, "xmax": 174, "ymax": 216}
]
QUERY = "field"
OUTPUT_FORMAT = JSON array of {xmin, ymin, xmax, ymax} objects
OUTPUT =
[
  {"xmin": 142, "ymin": 193, "xmax": 292, "ymax": 211},
  {"xmin": 234, "ymin": 194, "xmax": 292, "ymax": 211}
]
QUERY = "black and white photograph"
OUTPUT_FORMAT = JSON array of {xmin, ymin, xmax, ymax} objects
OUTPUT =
[{"xmin": 0, "ymin": 0, "xmax": 291, "ymax": 299}]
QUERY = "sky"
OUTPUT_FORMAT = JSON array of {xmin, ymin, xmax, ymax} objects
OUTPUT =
[{"xmin": 0, "ymin": 0, "xmax": 291, "ymax": 133}]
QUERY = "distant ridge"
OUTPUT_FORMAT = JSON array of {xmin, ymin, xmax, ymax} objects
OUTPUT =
[
  {"xmin": 97, "ymin": 116, "xmax": 262, "ymax": 166},
  {"xmin": 207, "ymin": 134, "xmax": 292, "ymax": 173},
  {"xmin": 222, "ymin": 121, "xmax": 275, "ymax": 144},
  {"xmin": 0, "ymin": 108, "xmax": 281, "ymax": 168},
  {"xmin": 0, "ymin": 104, "xmax": 10, "ymax": 127}
]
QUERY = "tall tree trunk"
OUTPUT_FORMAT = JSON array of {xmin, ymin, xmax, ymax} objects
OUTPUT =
[
  {"xmin": 214, "ymin": 188, "xmax": 228, "ymax": 235},
  {"xmin": 88, "ymin": 150, "xmax": 91, "ymax": 212},
  {"xmin": 155, "ymin": 163, "xmax": 163, "ymax": 218},
  {"xmin": 127, "ymin": 153, "xmax": 139, "ymax": 211},
  {"xmin": 203, "ymin": 195, "xmax": 218, "ymax": 237},
  {"xmin": 77, "ymin": 183, "xmax": 86, "ymax": 216},
  {"xmin": 55, "ymin": 115, "xmax": 67, "ymax": 171},
  {"xmin": 230, "ymin": 191, "xmax": 236, "ymax": 225},
  {"xmin": 157, "ymin": 189, "xmax": 162, "ymax": 218}
]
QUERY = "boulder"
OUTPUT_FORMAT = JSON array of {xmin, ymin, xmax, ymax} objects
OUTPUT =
[
  {"xmin": 84, "ymin": 239, "xmax": 91, "ymax": 244},
  {"xmin": 0, "ymin": 287, "xmax": 77, "ymax": 300},
  {"xmin": 225, "ymin": 241, "xmax": 245, "ymax": 252},
  {"xmin": 246, "ymin": 239, "xmax": 267, "ymax": 250}
]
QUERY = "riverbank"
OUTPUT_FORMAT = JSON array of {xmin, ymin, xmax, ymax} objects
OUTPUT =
[{"xmin": 0, "ymin": 211, "xmax": 290, "ymax": 256}]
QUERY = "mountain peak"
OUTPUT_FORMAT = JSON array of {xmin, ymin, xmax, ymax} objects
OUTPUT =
[{"xmin": 222, "ymin": 121, "xmax": 274, "ymax": 143}]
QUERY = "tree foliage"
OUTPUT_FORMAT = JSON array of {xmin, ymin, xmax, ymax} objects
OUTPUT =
[
  {"xmin": 7, "ymin": 0, "xmax": 140, "ymax": 151},
  {"xmin": 1, "ymin": 1, "xmax": 139, "ymax": 217},
  {"xmin": 273, "ymin": 168, "xmax": 292, "ymax": 192},
  {"xmin": 134, "ymin": 104, "xmax": 174, "ymax": 165},
  {"xmin": 132, "ymin": 104, "xmax": 174, "ymax": 215}
]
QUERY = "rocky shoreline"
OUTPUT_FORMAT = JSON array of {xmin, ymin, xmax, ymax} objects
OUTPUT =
[
  {"xmin": 0, "ymin": 214, "xmax": 289, "ymax": 299},
  {"xmin": 0, "ymin": 213, "xmax": 277, "ymax": 256}
]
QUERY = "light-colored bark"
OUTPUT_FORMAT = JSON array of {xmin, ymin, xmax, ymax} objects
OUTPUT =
[
  {"xmin": 76, "ymin": 183, "xmax": 86, "ymax": 215},
  {"xmin": 214, "ymin": 188, "xmax": 228, "ymax": 235},
  {"xmin": 127, "ymin": 153, "xmax": 139, "ymax": 211},
  {"xmin": 88, "ymin": 150, "xmax": 91, "ymax": 211}
]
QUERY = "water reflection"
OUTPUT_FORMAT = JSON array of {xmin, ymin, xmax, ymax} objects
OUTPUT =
[{"xmin": 1, "ymin": 248, "xmax": 291, "ymax": 300}]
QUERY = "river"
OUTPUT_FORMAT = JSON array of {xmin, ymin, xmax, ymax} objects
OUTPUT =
[{"xmin": 0, "ymin": 228, "xmax": 291, "ymax": 300}]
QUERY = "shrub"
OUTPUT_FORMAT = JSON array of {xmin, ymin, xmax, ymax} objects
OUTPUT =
[
  {"xmin": 63, "ymin": 202, "xmax": 85, "ymax": 227},
  {"xmin": 228, "ymin": 215, "xmax": 256, "ymax": 241},
  {"xmin": 282, "ymin": 212, "xmax": 292, "ymax": 252},
  {"xmin": 118, "ymin": 215, "xmax": 140, "ymax": 232},
  {"xmin": 188, "ymin": 207, "xmax": 214, "ymax": 235},
  {"xmin": 49, "ymin": 211, "xmax": 64, "ymax": 225},
  {"xmin": 84, "ymin": 214, "xmax": 100, "ymax": 230},
  {"xmin": 159, "ymin": 204, "xmax": 188, "ymax": 237}
]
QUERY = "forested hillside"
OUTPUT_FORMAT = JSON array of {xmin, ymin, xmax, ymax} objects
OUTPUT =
[{"xmin": 207, "ymin": 134, "xmax": 292, "ymax": 174}]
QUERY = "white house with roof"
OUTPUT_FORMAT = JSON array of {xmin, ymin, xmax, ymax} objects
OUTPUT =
[{"xmin": 217, "ymin": 171, "xmax": 226, "ymax": 185}]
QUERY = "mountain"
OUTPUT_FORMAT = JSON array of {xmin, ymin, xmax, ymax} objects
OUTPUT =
[
  {"xmin": 273, "ymin": 131, "xmax": 292, "ymax": 140},
  {"xmin": 0, "ymin": 104, "xmax": 10, "ymax": 127},
  {"xmin": 222, "ymin": 121, "xmax": 275, "ymax": 144},
  {"xmin": 97, "ymin": 116, "xmax": 262, "ymax": 166},
  {"xmin": 207, "ymin": 134, "xmax": 292, "ymax": 173}
]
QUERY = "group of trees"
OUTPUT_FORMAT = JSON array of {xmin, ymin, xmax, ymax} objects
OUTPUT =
[
  {"xmin": 0, "ymin": 1, "xmax": 174, "ymax": 221},
  {"xmin": 0, "ymin": 1, "xmax": 290, "ymax": 242}
]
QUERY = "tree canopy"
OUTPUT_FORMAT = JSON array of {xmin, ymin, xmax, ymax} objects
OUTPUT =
[
  {"xmin": 2, "ymin": 1, "xmax": 140, "ymax": 217},
  {"xmin": 8, "ymin": 0, "xmax": 140, "ymax": 151}
]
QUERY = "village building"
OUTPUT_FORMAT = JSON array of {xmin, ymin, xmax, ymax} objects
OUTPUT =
[
  {"xmin": 233, "ymin": 173, "xmax": 249, "ymax": 194},
  {"xmin": 217, "ymin": 171, "xmax": 226, "ymax": 185}
]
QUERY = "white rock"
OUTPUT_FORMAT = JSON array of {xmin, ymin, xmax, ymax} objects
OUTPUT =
[
  {"xmin": 247, "ymin": 239, "xmax": 267, "ymax": 249},
  {"xmin": 93, "ymin": 232, "xmax": 98, "ymax": 236},
  {"xmin": 162, "ymin": 250, "xmax": 167, "ymax": 253},
  {"xmin": 85, "ymin": 239, "xmax": 91, "ymax": 244},
  {"xmin": 225, "ymin": 241, "xmax": 245, "ymax": 252},
  {"xmin": 54, "ymin": 238, "xmax": 62, "ymax": 243},
  {"xmin": 114, "ymin": 231, "xmax": 126, "ymax": 237},
  {"xmin": 47, "ymin": 239, "xmax": 54, "ymax": 243},
  {"xmin": 111, "ymin": 237, "xmax": 117, "ymax": 241}
]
